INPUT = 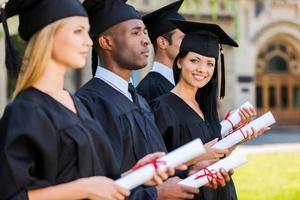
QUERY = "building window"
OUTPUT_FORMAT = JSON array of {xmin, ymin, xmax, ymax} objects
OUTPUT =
[
  {"xmin": 256, "ymin": 42, "xmax": 296, "ymax": 74},
  {"xmin": 281, "ymin": 86, "xmax": 288, "ymax": 108},
  {"xmin": 256, "ymin": 86, "xmax": 263, "ymax": 108},
  {"xmin": 268, "ymin": 86, "xmax": 276, "ymax": 108},
  {"xmin": 267, "ymin": 44, "xmax": 275, "ymax": 53},
  {"xmin": 255, "ymin": 0, "xmax": 264, "ymax": 17},
  {"xmin": 268, "ymin": 56, "xmax": 288, "ymax": 72},
  {"xmin": 293, "ymin": 87, "xmax": 300, "ymax": 108}
]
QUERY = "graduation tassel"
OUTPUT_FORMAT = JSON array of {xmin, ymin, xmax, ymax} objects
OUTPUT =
[
  {"xmin": 220, "ymin": 44, "xmax": 225, "ymax": 99},
  {"xmin": 91, "ymin": 47, "xmax": 98, "ymax": 76},
  {"xmin": 1, "ymin": 2, "xmax": 20, "ymax": 78}
]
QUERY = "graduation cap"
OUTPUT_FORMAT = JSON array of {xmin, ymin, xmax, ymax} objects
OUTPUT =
[
  {"xmin": 142, "ymin": 0, "xmax": 185, "ymax": 43},
  {"xmin": 0, "ymin": 0, "xmax": 87, "ymax": 77},
  {"xmin": 170, "ymin": 19, "xmax": 239, "ymax": 98},
  {"xmin": 83, "ymin": 0, "xmax": 141, "ymax": 37},
  {"xmin": 83, "ymin": 0, "xmax": 142, "ymax": 75}
]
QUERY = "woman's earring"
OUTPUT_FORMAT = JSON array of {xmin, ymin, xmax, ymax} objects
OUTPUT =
[{"xmin": 178, "ymin": 64, "xmax": 182, "ymax": 69}]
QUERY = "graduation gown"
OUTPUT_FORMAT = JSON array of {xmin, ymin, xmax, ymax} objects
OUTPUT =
[
  {"xmin": 151, "ymin": 92, "xmax": 238, "ymax": 200},
  {"xmin": 76, "ymin": 78, "xmax": 167, "ymax": 200},
  {"xmin": 137, "ymin": 72, "xmax": 174, "ymax": 103},
  {"xmin": 0, "ymin": 87, "xmax": 119, "ymax": 200}
]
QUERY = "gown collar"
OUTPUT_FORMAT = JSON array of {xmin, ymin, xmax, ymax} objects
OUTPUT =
[
  {"xmin": 151, "ymin": 61, "xmax": 175, "ymax": 85},
  {"xmin": 95, "ymin": 66, "xmax": 133, "ymax": 101}
]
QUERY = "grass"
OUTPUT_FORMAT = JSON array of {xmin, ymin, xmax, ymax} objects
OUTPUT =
[{"xmin": 234, "ymin": 151, "xmax": 300, "ymax": 200}]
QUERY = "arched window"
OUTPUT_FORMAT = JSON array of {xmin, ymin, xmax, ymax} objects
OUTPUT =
[
  {"xmin": 268, "ymin": 56, "xmax": 288, "ymax": 72},
  {"xmin": 256, "ymin": 42, "xmax": 297, "ymax": 74}
]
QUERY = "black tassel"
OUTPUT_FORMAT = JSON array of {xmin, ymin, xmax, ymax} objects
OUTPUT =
[
  {"xmin": 1, "ymin": 4, "xmax": 20, "ymax": 78},
  {"xmin": 91, "ymin": 47, "xmax": 98, "ymax": 76},
  {"xmin": 220, "ymin": 45, "xmax": 225, "ymax": 99}
]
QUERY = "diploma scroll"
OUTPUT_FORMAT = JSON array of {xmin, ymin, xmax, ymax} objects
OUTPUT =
[
  {"xmin": 214, "ymin": 112, "xmax": 276, "ymax": 149},
  {"xmin": 178, "ymin": 154, "xmax": 247, "ymax": 188},
  {"xmin": 220, "ymin": 101, "xmax": 254, "ymax": 137},
  {"xmin": 115, "ymin": 139, "xmax": 206, "ymax": 190}
]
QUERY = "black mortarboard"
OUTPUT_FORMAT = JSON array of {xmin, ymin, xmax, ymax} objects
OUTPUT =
[
  {"xmin": 0, "ymin": 0, "xmax": 87, "ymax": 76},
  {"xmin": 83, "ymin": 0, "xmax": 141, "ymax": 37},
  {"xmin": 143, "ymin": 0, "xmax": 185, "ymax": 43},
  {"xmin": 170, "ymin": 19, "xmax": 239, "ymax": 98},
  {"xmin": 83, "ymin": 0, "xmax": 142, "ymax": 75}
]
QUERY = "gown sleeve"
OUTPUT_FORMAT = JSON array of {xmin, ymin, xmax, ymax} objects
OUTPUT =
[
  {"xmin": 0, "ymin": 102, "xmax": 59, "ymax": 200},
  {"xmin": 77, "ymin": 92, "xmax": 124, "ymax": 165}
]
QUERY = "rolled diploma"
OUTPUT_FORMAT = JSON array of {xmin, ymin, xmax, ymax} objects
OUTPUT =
[
  {"xmin": 178, "ymin": 154, "xmax": 247, "ymax": 188},
  {"xmin": 214, "ymin": 112, "xmax": 276, "ymax": 149},
  {"xmin": 220, "ymin": 101, "xmax": 254, "ymax": 137},
  {"xmin": 115, "ymin": 138, "xmax": 206, "ymax": 190}
]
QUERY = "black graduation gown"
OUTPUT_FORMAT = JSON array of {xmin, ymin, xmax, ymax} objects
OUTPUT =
[
  {"xmin": 151, "ymin": 92, "xmax": 238, "ymax": 200},
  {"xmin": 0, "ymin": 87, "xmax": 119, "ymax": 200},
  {"xmin": 137, "ymin": 72, "xmax": 174, "ymax": 103},
  {"xmin": 76, "ymin": 78, "xmax": 167, "ymax": 200}
]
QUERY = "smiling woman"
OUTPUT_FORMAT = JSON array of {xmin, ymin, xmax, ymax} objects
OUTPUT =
[
  {"xmin": 150, "ymin": 19, "xmax": 259, "ymax": 200},
  {"xmin": 176, "ymin": 51, "xmax": 216, "ymax": 90}
]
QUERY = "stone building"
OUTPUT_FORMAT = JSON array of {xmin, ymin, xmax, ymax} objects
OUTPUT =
[{"xmin": 1, "ymin": 0, "xmax": 299, "ymax": 127}]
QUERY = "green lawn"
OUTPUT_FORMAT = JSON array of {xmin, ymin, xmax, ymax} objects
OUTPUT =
[{"xmin": 234, "ymin": 151, "xmax": 300, "ymax": 200}]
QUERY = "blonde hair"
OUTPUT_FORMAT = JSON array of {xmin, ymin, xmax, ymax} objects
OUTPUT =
[{"xmin": 12, "ymin": 19, "xmax": 67, "ymax": 99}]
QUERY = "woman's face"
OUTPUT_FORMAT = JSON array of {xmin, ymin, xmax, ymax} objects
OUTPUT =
[
  {"xmin": 178, "ymin": 51, "xmax": 215, "ymax": 89},
  {"xmin": 52, "ymin": 16, "xmax": 92, "ymax": 69}
]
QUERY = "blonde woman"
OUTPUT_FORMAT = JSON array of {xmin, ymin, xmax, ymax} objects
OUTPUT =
[{"xmin": 0, "ymin": 0, "xmax": 171, "ymax": 199}]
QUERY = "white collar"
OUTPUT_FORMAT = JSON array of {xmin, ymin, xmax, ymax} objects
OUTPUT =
[
  {"xmin": 94, "ymin": 66, "xmax": 133, "ymax": 101},
  {"xmin": 150, "ymin": 61, "xmax": 175, "ymax": 85}
]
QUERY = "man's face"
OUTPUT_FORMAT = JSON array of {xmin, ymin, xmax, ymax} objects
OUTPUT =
[
  {"xmin": 110, "ymin": 19, "xmax": 150, "ymax": 70},
  {"xmin": 165, "ymin": 29, "xmax": 185, "ymax": 62}
]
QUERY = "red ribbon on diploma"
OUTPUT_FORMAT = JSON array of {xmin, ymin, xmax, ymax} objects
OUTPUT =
[
  {"xmin": 228, "ymin": 120, "xmax": 250, "ymax": 139},
  {"xmin": 225, "ymin": 110, "xmax": 250, "ymax": 139},
  {"xmin": 194, "ymin": 168, "xmax": 223, "ymax": 185},
  {"xmin": 224, "ymin": 112, "xmax": 235, "ymax": 130},
  {"xmin": 132, "ymin": 160, "xmax": 167, "ymax": 171}
]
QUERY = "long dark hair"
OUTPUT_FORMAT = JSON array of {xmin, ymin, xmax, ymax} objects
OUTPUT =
[{"xmin": 173, "ymin": 51, "xmax": 220, "ymax": 129}]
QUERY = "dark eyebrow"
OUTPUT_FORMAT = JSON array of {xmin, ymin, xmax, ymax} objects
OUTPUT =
[
  {"xmin": 192, "ymin": 55, "xmax": 214, "ymax": 63},
  {"xmin": 207, "ymin": 58, "xmax": 215, "ymax": 63},
  {"xmin": 193, "ymin": 56, "xmax": 201, "ymax": 61}
]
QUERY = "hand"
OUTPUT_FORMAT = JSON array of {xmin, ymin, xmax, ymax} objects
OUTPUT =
[
  {"xmin": 246, "ymin": 126, "xmax": 270, "ymax": 139},
  {"xmin": 125, "ymin": 152, "xmax": 187, "ymax": 187},
  {"xmin": 236, "ymin": 107, "xmax": 257, "ymax": 127},
  {"xmin": 81, "ymin": 176, "xmax": 130, "ymax": 200},
  {"xmin": 185, "ymin": 138, "xmax": 227, "ymax": 166},
  {"xmin": 239, "ymin": 127, "xmax": 271, "ymax": 144},
  {"xmin": 201, "ymin": 145, "xmax": 229, "ymax": 161},
  {"xmin": 188, "ymin": 159, "xmax": 216, "ymax": 176},
  {"xmin": 204, "ymin": 168, "xmax": 234, "ymax": 189},
  {"xmin": 225, "ymin": 145, "xmax": 237, "ymax": 157},
  {"xmin": 157, "ymin": 177, "xmax": 200, "ymax": 200}
]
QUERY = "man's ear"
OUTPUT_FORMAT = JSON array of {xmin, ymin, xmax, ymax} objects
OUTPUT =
[
  {"xmin": 98, "ymin": 35, "xmax": 113, "ymax": 51},
  {"xmin": 156, "ymin": 36, "xmax": 169, "ymax": 50}
]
